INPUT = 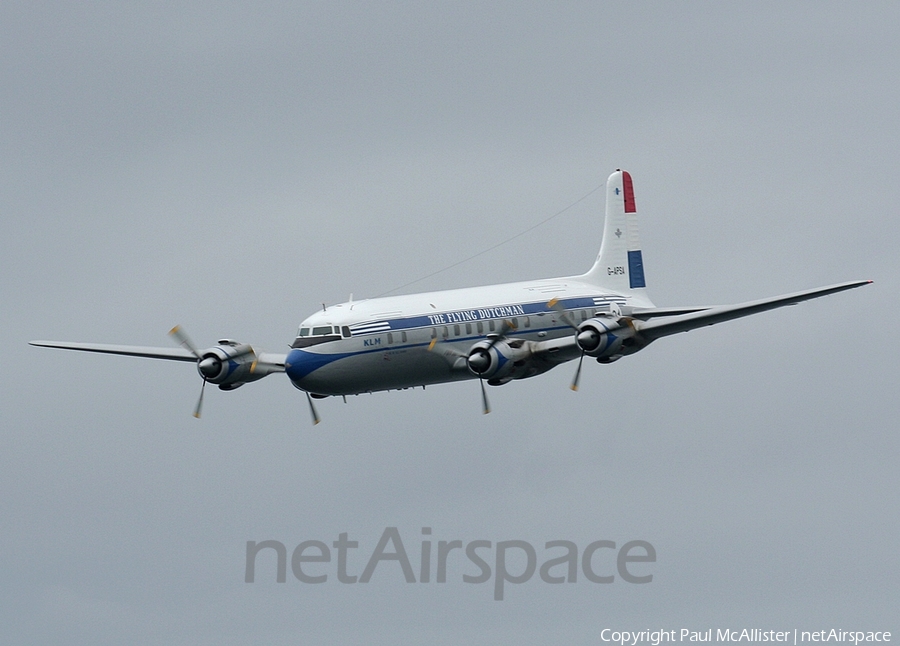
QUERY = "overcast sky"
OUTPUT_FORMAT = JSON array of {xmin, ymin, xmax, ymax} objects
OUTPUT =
[{"xmin": 2, "ymin": 3, "xmax": 897, "ymax": 644}]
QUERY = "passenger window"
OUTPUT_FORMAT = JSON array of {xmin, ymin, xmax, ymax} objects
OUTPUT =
[
  {"xmin": 477, "ymin": 321, "xmax": 484, "ymax": 334},
  {"xmin": 387, "ymin": 332, "xmax": 393, "ymax": 344},
  {"xmin": 489, "ymin": 320, "xmax": 495, "ymax": 332},
  {"xmin": 465, "ymin": 323, "xmax": 472, "ymax": 335},
  {"xmin": 442, "ymin": 326, "xmax": 449, "ymax": 339},
  {"xmin": 524, "ymin": 316, "xmax": 530, "ymax": 328},
  {"xmin": 453, "ymin": 324, "xmax": 460, "ymax": 336},
  {"xmin": 401, "ymin": 331, "xmax": 407, "ymax": 343},
  {"xmin": 431, "ymin": 328, "xmax": 437, "ymax": 339}
]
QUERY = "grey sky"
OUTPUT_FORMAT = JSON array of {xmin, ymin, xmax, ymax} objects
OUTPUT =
[{"xmin": 2, "ymin": 3, "xmax": 897, "ymax": 644}]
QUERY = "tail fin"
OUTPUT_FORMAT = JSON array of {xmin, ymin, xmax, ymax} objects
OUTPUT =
[{"xmin": 582, "ymin": 170, "xmax": 652, "ymax": 303}]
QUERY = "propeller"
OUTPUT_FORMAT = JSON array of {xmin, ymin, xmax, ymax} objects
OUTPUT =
[
  {"xmin": 305, "ymin": 393, "xmax": 321, "ymax": 425},
  {"xmin": 168, "ymin": 325, "xmax": 255, "ymax": 418},
  {"xmin": 548, "ymin": 297, "xmax": 636, "ymax": 390},
  {"xmin": 549, "ymin": 298, "xmax": 625, "ymax": 391},
  {"xmin": 547, "ymin": 298, "xmax": 579, "ymax": 331},
  {"xmin": 427, "ymin": 320, "xmax": 518, "ymax": 415},
  {"xmin": 569, "ymin": 327, "xmax": 603, "ymax": 391},
  {"xmin": 473, "ymin": 318, "xmax": 519, "ymax": 409},
  {"xmin": 169, "ymin": 326, "xmax": 207, "ymax": 418},
  {"xmin": 484, "ymin": 319, "xmax": 517, "ymax": 350},
  {"xmin": 547, "ymin": 299, "xmax": 587, "ymax": 391},
  {"xmin": 479, "ymin": 378, "xmax": 490, "ymax": 414},
  {"xmin": 169, "ymin": 325, "xmax": 201, "ymax": 357},
  {"xmin": 570, "ymin": 353, "xmax": 585, "ymax": 392},
  {"xmin": 427, "ymin": 341, "xmax": 491, "ymax": 412},
  {"xmin": 459, "ymin": 345, "xmax": 493, "ymax": 415},
  {"xmin": 194, "ymin": 378, "xmax": 207, "ymax": 418}
]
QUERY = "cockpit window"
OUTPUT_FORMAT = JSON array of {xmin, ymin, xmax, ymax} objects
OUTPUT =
[{"xmin": 292, "ymin": 325, "xmax": 341, "ymax": 348}]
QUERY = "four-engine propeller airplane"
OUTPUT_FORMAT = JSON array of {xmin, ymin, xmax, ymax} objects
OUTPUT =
[{"xmin": 31, "ymin": 170, "xmax": 871, "ymax": 423}]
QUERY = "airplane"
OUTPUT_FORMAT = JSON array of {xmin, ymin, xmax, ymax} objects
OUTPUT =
[{"xmin": 31, "ymin": 170, "xmax": 871, "ymax": 424}]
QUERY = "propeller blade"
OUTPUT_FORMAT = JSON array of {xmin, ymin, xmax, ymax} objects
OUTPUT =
[
  {"xmin": 169, "ymin": 325, "xmax": 202, "ymax": 358},
  {"xmin": 498, "ymin": 318, "xmax": 517, "ymax": 336},
  {"xmin": 193, "ymin": 378, "xmax": 207, "ymax": 418},
  {"xmin": 547, "ymin": 298, "xmax": 579, "ymax": 330},
  {"xmin": 485, "ymin": 319, "xmax": 517, "ymax": 351},
  {"xmin": 479, "ymin": 378, "xmax": 491, "ymax": 415},
  {"xmin": 571, "ymin": 351, "xmax": 585, "ymax": 392},
  {"xmin": 306, "ymin": 392, "xmax": 321, "ymax": 425},
  {"xmin": 428, "ymin": 337, "xmax": 468, "ymax": 360}
]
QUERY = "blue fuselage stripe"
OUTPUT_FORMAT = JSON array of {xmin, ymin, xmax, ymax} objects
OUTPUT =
[{"xmin": 351, "ymin": 296, "xmax": 619, "ymax": 333}]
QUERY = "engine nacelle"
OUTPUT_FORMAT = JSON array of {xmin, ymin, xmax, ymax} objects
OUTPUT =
[
  {"xmin": 465, "ymin": 338, "xmax": 538, "ymax": 385},
  {"xmin": 575, "ymin": 316, "xmax": 639, "ymax": 360},
  {"xmin": 195, "ymin": 341, "xmax": 262, "ymax": 388}
]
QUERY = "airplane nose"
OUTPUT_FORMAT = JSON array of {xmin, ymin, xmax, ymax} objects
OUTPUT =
[
  {"xmin": 285, "ymin": 348, "xmax": 345, "ymax": 382},
  {"xmin": 284, "ymin": 349, "xmax": 304, "ymax": 381}
]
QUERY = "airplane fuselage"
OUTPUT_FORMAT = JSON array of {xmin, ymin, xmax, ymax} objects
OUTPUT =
[{"xmin": 286, "ymin": 276, "xmax": 648, "ymax": 396}]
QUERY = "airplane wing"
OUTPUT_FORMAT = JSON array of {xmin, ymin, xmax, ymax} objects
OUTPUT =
[
  {"xmin": 435, "ymin": 280, "xmax": 872, "ymax": 378},
  {"xmin": 28, "ymin": 340, "xmax": 288, "ymax": 371},
  {"xmin": 634, "ymin": 279, "xmax": 871, "ymax": 341},
  {"xmin": 29, "ymin": 341, "xmax": 197, "ymax": 361}
]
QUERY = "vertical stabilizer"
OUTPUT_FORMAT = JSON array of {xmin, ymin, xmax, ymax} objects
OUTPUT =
[{"xmin": 582, "ymin": 170, "xmax": 652, "ymax": 303}]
